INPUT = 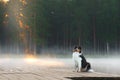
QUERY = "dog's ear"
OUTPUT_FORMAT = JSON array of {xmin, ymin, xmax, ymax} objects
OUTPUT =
[{"xmin": 74, "ymin": 46, "xmax": 78, "ymax": 49}]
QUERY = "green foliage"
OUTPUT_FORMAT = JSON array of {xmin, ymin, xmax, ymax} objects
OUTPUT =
[{"xmin": 0, "ymin": 0, "xmax": 120, "ymax": 51}]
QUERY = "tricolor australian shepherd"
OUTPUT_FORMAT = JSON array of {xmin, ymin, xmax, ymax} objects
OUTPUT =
[{"xmin": 72, "ymin": 46, "xmax": 94, "ymax": 72}]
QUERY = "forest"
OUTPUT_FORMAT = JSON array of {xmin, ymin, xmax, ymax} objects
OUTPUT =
[{"xmin": 0, "ymin": 0, "xmax": 120, "ymax": 54}]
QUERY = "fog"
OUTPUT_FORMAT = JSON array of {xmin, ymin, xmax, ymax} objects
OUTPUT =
[{"xmin": 0, "ymin": 48, "xmax": 120, "ymax": 75}]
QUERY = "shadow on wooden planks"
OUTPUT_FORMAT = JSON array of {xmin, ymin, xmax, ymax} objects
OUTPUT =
[{"xmin": 65, "ymin": 77, "xmax": 120, "ymax": 80}]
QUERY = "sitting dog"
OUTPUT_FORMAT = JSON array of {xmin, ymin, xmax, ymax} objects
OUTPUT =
[{"xmin": 73, "ymin": 46, "xmax": 94, "ymax": 72}]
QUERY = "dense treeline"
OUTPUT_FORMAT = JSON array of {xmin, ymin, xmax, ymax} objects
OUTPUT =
[{"xmin": 0, "ymin": 0, "xmax": 120, "ymax": 52}]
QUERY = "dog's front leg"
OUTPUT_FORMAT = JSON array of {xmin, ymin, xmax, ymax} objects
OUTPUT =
[{"xmin": 77, "ymin": 63, "xmax": 81, "ymax": 72}]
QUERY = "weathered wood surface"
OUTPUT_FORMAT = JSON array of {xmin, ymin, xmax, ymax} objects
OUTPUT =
[{"xmin": 0, "ymin": 58, "xmax": 119, "ymax": 80}]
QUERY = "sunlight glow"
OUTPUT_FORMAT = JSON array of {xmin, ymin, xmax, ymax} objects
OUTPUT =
[
  {"xmin": 39, "ymin": 59, "xmax": 65, "ymax": 67},
  {"xmin": 25, "ymin": 54, "xmax": 37, "ymax": 63},
  {"xmin": 5, "ymin": 14, "xmax": 9, "ymax": 17},
  {"xmin": 26, "ymin": 58, "xmax": 37, "ymax": 63},
  {"xmin": 0, "ymin": 0, "xmax": 10, "ymax": 4}
]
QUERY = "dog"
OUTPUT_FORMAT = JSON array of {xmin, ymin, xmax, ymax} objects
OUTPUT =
[{"xmin": 72, "ymin": 46, "xmax": 94, "ymax": 72}]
